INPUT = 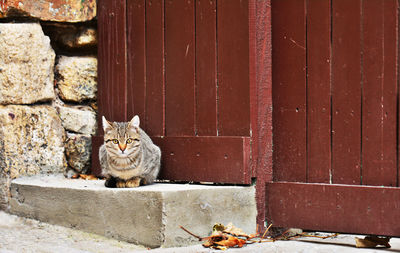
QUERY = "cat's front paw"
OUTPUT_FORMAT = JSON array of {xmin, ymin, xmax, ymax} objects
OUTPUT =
[
  {"xmin": 125, "ymin": 177, "xmax": 141, "ymax": 188},
  {"xmin": 105, "ymin": 177, "xmax": 117, "ymax": 188},
  {"xmin": 116, "ymin": 180, "xmax": 126, "ymax": 188}
]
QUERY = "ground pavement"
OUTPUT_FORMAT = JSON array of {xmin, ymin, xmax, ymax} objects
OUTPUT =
[{"xmin": 0, "ymin": 211, "xmax": 399, "ymax": 253}]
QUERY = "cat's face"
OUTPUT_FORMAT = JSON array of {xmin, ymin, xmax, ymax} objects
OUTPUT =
[{"xmin": 102, "ymin": 116, "xmax": 141, "ymax": 157}]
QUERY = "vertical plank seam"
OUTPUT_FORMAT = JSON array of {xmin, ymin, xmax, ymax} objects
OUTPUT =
[
  {"xmin": 214, "ymin": 0, "xmax": 218, "ymax": 135},
  {"xmin": 194, "ymin": 0, "xmax": 198, "ymax": 136},
  {"xmin": 144, "ymin": 0, "xmax": 147, "ymax": 129},
  {"xmin": 381, "ymin": 0, "xmax": 385, "ymax": 182},
  {"xmin": 305, "ymin": 0, "xmax": 309, "ymax": 183},
  {"xmin": 360, "ymin": 0, "xmax": 364, "ymax": 185},
  {"xmin": 215, "ymin": 0, "xmax": 219, "ymax": 136},
  {"xmin": 163, "ymin": 0, "xmax": 166, "ymax": 136},
  {"xmin": 397, "ymin": 0, "xmax": 400, "ymax": 187},
  {"xmin": 329, "ymin": 0, "xmax": 333, "ymax": 184},
  {"xmin": 124, "ymin": 0, "xmax": 128, "ymax": 121}
]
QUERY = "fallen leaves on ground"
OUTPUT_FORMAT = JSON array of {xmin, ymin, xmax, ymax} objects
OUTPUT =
[
  {"xmin": 71, "ymin": 174, "xmax": 98, "ymax": 180},
  {"xmin": 180, "ymin": 223, "xmax": 338, "ymax": 250},
  {"xmin": 355, "ymin": 236, "xmax": 391, "ymax": 248}
]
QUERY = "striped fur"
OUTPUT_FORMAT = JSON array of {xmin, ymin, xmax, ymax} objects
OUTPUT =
[{"xmin": 99, "ymin": 115, "xmax": 161, "ymax": 187}]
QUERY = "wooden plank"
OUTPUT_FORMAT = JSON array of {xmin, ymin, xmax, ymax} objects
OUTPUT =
[
  {"xmin": 145, "ymin": 0, "xmax": 165, "ymax": 136},
  {"xmin": 254, "ymin": 0, "xmax": 273, "ymax": 231},
  {"xmin": 165, "ymin": 0, "xmax": 195, "ymax": 136},
  {"xmin": 266, "ymin": 182, "xmax": 400, "ymax": 236},
  {"xmin": 331, "ymin": 0, "xmax": 361, "ymax": 184},
  {"xmin": 217, "ymin": 0, "xmax": 250, "ymax": 136},
  {"xmin": 271, "ymin": 0, "xmax": 306, "ymax": 182},
  {"xmin": 97, "ymin": 0, "xmax": 127, "ymax": 123},
  {"xmin": 153, "ymin": 136, "xmax": 251, "ymax": 184},
  {"xmin": 382, "ymin": 0, "xmax": 398, "ymax": 187},
  {"xmin": 94, "ymin": 0, "xmax": 127, "ymax": 175},
  {"xmin": 306, "ymin": 0, "xmax": 331, "ymax": 183},
  {"xmin": 195, "ymin": 0, "xmax": 217, "ymax": 136},
  {"xmin": 127, "ymin": 0, "xmax": 146, "ymax": 126},
  {"xmin": 362, "ymin": 0, "xmax": 397, "ymax": 186},
  {"xmin": 249, "ymin": 0, "xmax": 257, "ymax": 177}
]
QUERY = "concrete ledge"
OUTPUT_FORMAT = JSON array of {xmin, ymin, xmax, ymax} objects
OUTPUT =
[{"xmin": 9, "ymin": 175, "xmax": 256, "ymax": 248}]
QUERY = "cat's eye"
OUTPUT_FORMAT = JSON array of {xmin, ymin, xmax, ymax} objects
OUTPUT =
[
  {"xmin": 126, "ymin": 138, "xmax": 139, "ymax": 144},
  {"xmin": 112, "ymin": 139, "xmax": 119, "ymax": 144}
]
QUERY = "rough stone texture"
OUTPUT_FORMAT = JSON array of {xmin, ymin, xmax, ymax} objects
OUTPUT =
[
  {"xmin": 56, "ymin": 56, "xmax": 97, "ymax": 103},
  {"xmin": 65, "ymin": 133, "xmax": 92, "ymax": 174},
  {"xmin": 0, "ymin": 23, "xmax": 56, "ymax": 105},
  {"xmin": 0, "ymin": 177, "xmax": 11, "ymax": 211},
  {"xmin": 9, "ymin": 175, "xmax": 257, "ymax": 248},
  {"xmin": 0, "ymin": 105, "xmax": 66, "ymax": 178},
  {"xmin": 0, "ymin": 0, "xmax": 96, "ymax": 22},
  {"xmin": 57, "ymin": 105, "xmax": 97, "ymax": 135}
]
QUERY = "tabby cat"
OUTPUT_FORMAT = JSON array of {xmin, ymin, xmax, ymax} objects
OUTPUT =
[{"xmin": 99, "ymin": 115, "xmax": 161, "ymax": 188}]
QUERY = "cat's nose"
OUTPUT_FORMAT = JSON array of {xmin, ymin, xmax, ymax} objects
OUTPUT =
[{"xmin": 119, "ymin": 143, "xmax": 127, "ymax": 152}]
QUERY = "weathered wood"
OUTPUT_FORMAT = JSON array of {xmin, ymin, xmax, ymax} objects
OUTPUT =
[
  {"xmin": 266, "ymin": 182, "xmax": 400, "ymax": 236},
  {"xmin": 217, "ymin": 0, "xmax": 250, "ymax": 136},
  {"xmin": 272, "ymin": 0, "xmax": 306, "ymax": 182},
  {"xmin": 127, "ymin": 0, "xmax": 146, "ymax": 126},
  {"xmin": 145, "ymin": 0, "xmax": 165, "ymax": 136},
  {"xmin": 362, "ymin": 0, "xmax": 397, "ymax": 186},
  {"xmin": 165, "ymin": 0, "xmax": 195, "ymax": 136},
  {"xmin": 331, "ymin": 0, "xmax": 361, "ymax": 184},
  {"xmin": 254, "ymin": 0, "xmax": 273, "ymax": 231},
  {"xmin": 94, "ymin": 0, "xmax": 128, "ymax": 176},
  {"xmin": 97, "ymin": 0, "xmax": 127, "ymax": 123},
  {"xmin": 306, "ymin": 0, "xmax": 331, "ymax": 183},
  {"xmin": 153, "ymin": 136, "xmax": 251, "ymax": 184},
  {"xmin": 195, "ymin": 0, "xmax": 217, "ymax": 136}
]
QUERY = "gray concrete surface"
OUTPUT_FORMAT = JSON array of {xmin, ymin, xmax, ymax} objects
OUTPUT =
[
  {"xmin": 1, "ymin": 210, "xmax": 399, "ymax": 253},
  {"xmin": 8, "ymin": 175, "xmax": 256, "ymax": 248}
]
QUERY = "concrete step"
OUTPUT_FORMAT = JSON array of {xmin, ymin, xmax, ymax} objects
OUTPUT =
[{"xmin": 8, "ymin": 175, "xmax": 256, "ymax": 248}]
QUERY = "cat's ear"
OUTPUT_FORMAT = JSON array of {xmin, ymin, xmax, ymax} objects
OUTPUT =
[
  {"xmin": 102, "ymin": 116, "xmax": 113, "ymax": 131},
  {"xmin": 129, "ymin": 115, "xmax": 140, "ymax": 128}
]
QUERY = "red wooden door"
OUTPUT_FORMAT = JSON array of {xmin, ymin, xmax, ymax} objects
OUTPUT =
[
  {"xmin": 93, "ymin": 0, "xmax": 263, "ymax": 185},
  {"xmin": 270, "ymin": 0, "xmax": 400, "ymax": 236}
]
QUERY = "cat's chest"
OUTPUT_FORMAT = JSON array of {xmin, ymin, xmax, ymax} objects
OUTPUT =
[{"xmin": 107, "ymin": 163, "xmax": 143, "ymax": 180}]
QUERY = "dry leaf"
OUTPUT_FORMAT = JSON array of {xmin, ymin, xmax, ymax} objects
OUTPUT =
[
  {"xmin": 355, "ymin": 236, "xmax": 391, "ymax": 248},
  {"xmin": 79, "ymin": 174, "xmax": 98, "ymax": 180},
  {"xmin": 214, "ymin": 246, "xmax": 227, "ymax": 250},
  {"xmin": 215, "ymin": 236, "xmax": 246, "ymax": 248},
  {"xmin": 223, "ymin": 222, "xmax": 249, "ymax": 238},
  {"xmin": 213, "ymin": 223, "xmax": 226, "ymax": 233}
]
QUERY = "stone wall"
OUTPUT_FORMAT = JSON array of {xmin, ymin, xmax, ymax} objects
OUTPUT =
[{"xmin": 0, "ymin": 1, "xmax": 97, "ymax": 210}]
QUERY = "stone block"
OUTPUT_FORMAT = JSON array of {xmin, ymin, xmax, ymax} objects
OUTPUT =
[
  {"xmin": 65, "ymin": 133, "xmax": 92, "ymax": 174},
  {"xmin": 0, "ymin": 0, "xmax": 96, "ymax": 22},
  {"xmin": 0, "ymin": 23, "xmax": 56, "ymax": 105},
  {"xmin": 0, "ymin": 105, "xmax": 66, "ymax": 179},
  {"xmin": 56, "ymin": 56, "xmax": 97, "ymax": 103},
  {"xmin": 57, "ymin": 105, "xmax": 97, "ymax": 135},
  {"xmin": 9, "ymin": 175, "xmax": 257, "ymax": 248}
]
